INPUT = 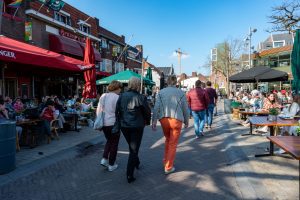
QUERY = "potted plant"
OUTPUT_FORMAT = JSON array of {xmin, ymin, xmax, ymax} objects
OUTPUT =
[
  {"xmin": 296, "ymin": 126, "xmax": 300, "ymax": 136},
  {"xmin": 231, "ymin": 101, "xmax": 242, "ymax": 119},
  {"xmin": 268, "ymin": 108, "xmax": 279, "ymax": 122}
]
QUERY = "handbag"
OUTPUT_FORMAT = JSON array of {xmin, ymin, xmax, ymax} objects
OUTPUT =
[
  {"xmin": 112, "ymin": 94, "xmax": 122, "ymax": 134},
  {"xmin": 93, "ymin": 94, "xmax": 106, "ymax": 130}
]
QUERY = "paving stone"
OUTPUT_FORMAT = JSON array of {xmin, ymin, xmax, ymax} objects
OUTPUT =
[{"xmin": 0, "ymin": 100, "xmax": 299, "ymax": 199}]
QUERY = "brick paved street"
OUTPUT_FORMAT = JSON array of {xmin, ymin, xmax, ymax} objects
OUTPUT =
[{"xmin": 0, "ymin": 100, "xmax": 299, "ymax": 200}]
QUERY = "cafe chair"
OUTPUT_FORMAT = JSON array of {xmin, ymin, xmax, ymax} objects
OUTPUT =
[
  {"xmin": 16, "ymin": 132, "xmax": 20, "ymax": 152},
  {"xmin": 50, "ymin": 119, "xmax": 60, "ymax": 140}
]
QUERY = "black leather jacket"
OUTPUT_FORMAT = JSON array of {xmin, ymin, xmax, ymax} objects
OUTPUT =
[{"xmin": 116, "ymin": 90, "xmax": 151, "ymax": 128}]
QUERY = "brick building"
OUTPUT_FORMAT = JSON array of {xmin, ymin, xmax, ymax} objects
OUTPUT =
[
  {"xmin": 98, "ymin": 26, "xmax": 125, "ymax": 75},
  {"xmin": 0, "ymin": 0, "xmax": 102, "ymax": 98},
  {"xmin": 125, "ymin": 45, "xmax": 143, "ymax": 73}
]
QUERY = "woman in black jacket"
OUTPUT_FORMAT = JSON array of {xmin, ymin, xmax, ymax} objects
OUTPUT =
[{"xmin": 115, "ymin": 77, "xmax": 151, "ymax": 183}]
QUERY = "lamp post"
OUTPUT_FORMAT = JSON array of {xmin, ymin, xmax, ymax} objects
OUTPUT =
[
  {"xmin": 246, "ymin": 27, "xmax": 257, "ymax": 68},
  {"xmin": 175, "ymin": 48, "xmax": 188, "ymax": 88}
]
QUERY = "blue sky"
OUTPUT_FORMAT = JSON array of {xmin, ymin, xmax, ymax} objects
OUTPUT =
[{"xmin": 64, "ymin": 0, "xmax": 283, "ymax": 75}]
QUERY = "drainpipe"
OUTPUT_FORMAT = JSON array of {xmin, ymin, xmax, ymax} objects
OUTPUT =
[{"xmin": 0, "ymin": 0, "xmax": 3, "ymax": 34}]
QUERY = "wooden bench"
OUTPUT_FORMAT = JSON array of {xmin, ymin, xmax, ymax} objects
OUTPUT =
[{"xmin": 267, "ymin": 136, "xmax": 300, "ymax": 198}]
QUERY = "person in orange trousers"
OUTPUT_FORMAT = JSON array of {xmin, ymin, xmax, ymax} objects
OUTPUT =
[{"xmin": 152, "ymin": 75, "xmax": 189, "ymax": 174}]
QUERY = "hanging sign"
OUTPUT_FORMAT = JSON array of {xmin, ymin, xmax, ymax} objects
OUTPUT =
[{"xmin": 25, "ymin": 22, "xmax": 32, "ymax": 41}]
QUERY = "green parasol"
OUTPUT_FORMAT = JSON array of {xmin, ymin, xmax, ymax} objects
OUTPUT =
[
  {"xmin": 145, "ymin": 67, "xmax": 153, "ymax": 95},
  {"xmin": 96, "ymin": 69, "xmax": 155, "ymax": 85},
  {"xmin": 292, "ymin": 29, "xmax": 300, "ymax": 94}
]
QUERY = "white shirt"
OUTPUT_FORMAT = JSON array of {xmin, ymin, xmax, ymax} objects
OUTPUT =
[
  {"xmin": 283, "ymin": 102, "xmax": 300, "ymax": 117},
  {"xmin": 96, "ymin": 93, "xmax": 119, "ymax": 126}
]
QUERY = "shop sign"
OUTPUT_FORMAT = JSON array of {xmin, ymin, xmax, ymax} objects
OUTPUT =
[
  {"xmin": 0, "ymin": 50, "xmax": 16, "ymax": 59},
  {"xmin": 127, "ymin": 46, "xmax": 142, "ymax": 61},
  {"xmin": 59, "ymin": 29, "xmax": 85, "ymax": 43},
  {"xmin": 59, "ymin": 29, "xmax": 99, "ymax": 49},
  {"xmin": 25, "ymin": 22, "xmax": 32, "ymax": 41}
]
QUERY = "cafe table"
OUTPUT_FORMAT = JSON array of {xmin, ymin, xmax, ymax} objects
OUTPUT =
[
  {"xmin": 16, "ymin": 118, "xmax": 42, "ymax": 149},
  {"xmin": 248, "ymin": 116, "xmax": 298, "ymax": 157},
  {"xmin": 239, "ymin": 111, "xmax": 269, "ymax": 136},
  {"xmin": 267, "ymin": 136, "xmax": 300, "ymax": 197}
]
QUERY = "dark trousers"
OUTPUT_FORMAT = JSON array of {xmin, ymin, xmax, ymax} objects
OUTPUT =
[
  {"xmin": 121, "ymin": 127, "xmax": 144, "ymax": 177},
  {"xmin": 102, "ymin": 126, "xmax": 121, "ymax": 166},
  {"xmin": 42, "ymin": 120, "xmax": 51, "ymax": 136}
]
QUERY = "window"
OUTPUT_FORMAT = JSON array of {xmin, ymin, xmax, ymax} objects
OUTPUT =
[
  {"xmin": 79, "ymin": 24, "xmax": 91, "ymax": 34},
  {"xmin": 273, "ymin": 41, "xmax": 284, "ymax": 48},
  {"xmin": 101, "ymin": 39, "xmax": 108, "ymax": 49},
  {"xmin": 54, "ymin": 11, "xmax": 71, "ymax": 26}
]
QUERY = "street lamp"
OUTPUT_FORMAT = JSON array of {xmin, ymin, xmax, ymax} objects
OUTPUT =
[{"xmin": 245, "ymin": 27, "xmax": 257, "ymax": 68}]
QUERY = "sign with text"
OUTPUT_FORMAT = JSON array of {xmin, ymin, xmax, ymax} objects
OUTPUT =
[{"xmin": 25, "ymin": 22, "xmax": 32, "ymax": 41}]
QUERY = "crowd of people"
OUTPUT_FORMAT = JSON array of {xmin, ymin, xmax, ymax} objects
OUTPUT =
[
  {"xmin": 0, "ymin": 94, "xmax": 98, "ymax": 145},
  {"xmin": 230, "ymin": 89, "xmax": 300, "ymax": 135},
  {"xmin": 96, "ymin": 76, "xmax": 218, "ymax": 183}
]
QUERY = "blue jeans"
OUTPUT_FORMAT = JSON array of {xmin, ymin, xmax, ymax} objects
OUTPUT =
[
  {"xmin": 205, "ymin": 104, "xmax": 215, "ymax": 127},
  {"xmin": 192, "ymin": 110, "xmax": 206, "ymax": 136}
]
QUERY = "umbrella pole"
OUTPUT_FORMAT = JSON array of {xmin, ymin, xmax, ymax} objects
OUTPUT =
[{"xmin": 140, "ymin": 61, "xmax": 144, "ymax": 94}]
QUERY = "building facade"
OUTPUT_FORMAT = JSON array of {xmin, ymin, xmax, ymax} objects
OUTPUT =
[
  {"xmin": 98, "ymin": 26, "xmax": 125, "ymax": 76},
  {"xmin": 0, "ymin": 0, "xmax": 103, "ymax": 98}
]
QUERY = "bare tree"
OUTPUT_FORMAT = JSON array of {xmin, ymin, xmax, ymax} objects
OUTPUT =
[
  {"xmin": 212, "ymin": 38, "xmax": 244, "ymax": 94},
  {"xmin": 268, "ymin": 0, "xmax": 300, "ymax": 33}
]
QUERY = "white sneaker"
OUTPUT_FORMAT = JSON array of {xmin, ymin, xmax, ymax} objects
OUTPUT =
[
  {"xmin": 108, "ymin": 164, "xmax": 118, "ymax": 172},
  {"xmin": 100, "ymin": 158, "xmax": 109, "ymax": 168},
  {"xmin": 165, "ymin": 167, "xmax": 176, "ymax": 175}
]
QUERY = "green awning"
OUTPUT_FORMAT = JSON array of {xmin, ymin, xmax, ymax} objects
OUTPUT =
[{"xmin": 96, "ymin": 70, "xmax": 155, "ymax": 85}]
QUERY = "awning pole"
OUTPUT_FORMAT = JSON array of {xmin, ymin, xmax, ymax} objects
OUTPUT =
[
  {"xmin": 32, "ymin": 76, "xmax": 35, "ymax": 98},
  {"xmin": 140, "ymin": 60, "xmax": 144, "ymax": 94},
  {"xmin": 1, "ymin": 65, "xmax": 4, "ymax": 96},
  {"xmin": 76, "ymin": 77, "xmax": 79, "ymax": 96}
]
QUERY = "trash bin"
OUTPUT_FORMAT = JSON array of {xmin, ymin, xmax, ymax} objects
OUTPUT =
[
  {"xmin": 224, "ymin": 99, "xmax": 233, "ymax": 114},
  {"xmin": 0, "ymin": 120, "xmax": 16, "ymax": 174}
]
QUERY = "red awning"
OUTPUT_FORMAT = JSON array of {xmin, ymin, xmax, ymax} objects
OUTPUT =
[
  {"xmin": 0, "ymin": 36, "xmax": 84, "ymax": 72},
  {"xmin": 49, "ymin": 34, "xmax": 101, "ymax": 62}
]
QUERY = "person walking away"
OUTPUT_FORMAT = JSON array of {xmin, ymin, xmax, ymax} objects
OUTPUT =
[
  {"xmin": 205, "ymin": 81, "xmax": 218, "ymax": 130},
  {"xmin": 187, "ymin": 80, "xmax": 209, "ymax": 138},
  {"xmin": 152, "ymin": 75, "xmax": 189, "ymax": 175},
  {"xmin": 97, "ymin": 81, "xmax": 122, "ymax": 172},
  {"xmin": 115, "ymin": 77, "xmax": 151, "ymax": 183}
]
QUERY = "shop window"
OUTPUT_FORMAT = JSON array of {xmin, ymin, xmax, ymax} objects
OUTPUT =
[
  {"xmin": 101, "ymin": 38, "xmax": 108, "ymax": 49},
  {"xmin": 79, "ymin": 24, "xmax": 91, "ymax": 34},
  {"xmin": 54, "ymin": 11, "xmax": 71, "ymax": 26},
  {"xmin": 3, "ymin": 0, "xmax": 16, "ymax": 15}
]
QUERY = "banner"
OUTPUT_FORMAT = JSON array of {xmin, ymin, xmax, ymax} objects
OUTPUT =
[
  {"xmin": 38, "ymin": 0, "xmax": 65, "ymax": 12},
  {"xmin": 47, "ymin": 0, "xmax": 65, "ymax": 11},
  {"xmin": 25, "ymin": 22, "xmax": 32, "ymax": 41},
  {"xmin": 8, "ymin": 0, "xmax": 23, "ymax": 8}
]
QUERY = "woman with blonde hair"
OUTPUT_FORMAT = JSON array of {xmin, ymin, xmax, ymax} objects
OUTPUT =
[
  {"xmin": 97, "ymin": 80, "xmax": 122, "ymax": 172},
  {"xmin": 152, "ymin": 75, "xmax": 189, "ymax": 175},
  {"xmin": 115, "ymin": 77, "xmax": 151, "ymax": 183}
]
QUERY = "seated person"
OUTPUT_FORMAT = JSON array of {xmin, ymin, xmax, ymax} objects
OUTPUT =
[
  {"xmin": 53, "ymin": 98, "xmax": 67, "ymax": 133},
  {"xmin": 4, "ymin": 96, "xmax": 15, "ymax": 119},
  {"xmin": 81, "ymin": 99, "xmax": 93, "ymax": 112},
  {"xmin": 13, "ymin": 97, "xmax": 24, "ymax": 114},
  {"xmin": 0, "ymin": 99, "xmax": 23, "ymax": 141},
  {"xmin": 256, "ymin": 93, "xmax": 282, "ymax": 133},
  {"xmin": 281, "ymin": 94, "xmax": 300, "ymax": 136},
  {"xmin": 40, "ymin": 100, "xmax": 56, "ymax": 139}
]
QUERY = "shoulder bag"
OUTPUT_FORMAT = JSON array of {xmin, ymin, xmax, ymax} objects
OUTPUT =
[{"xmin": 93, "ymin": 94, "xmax": 106, "ymax": 130}]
